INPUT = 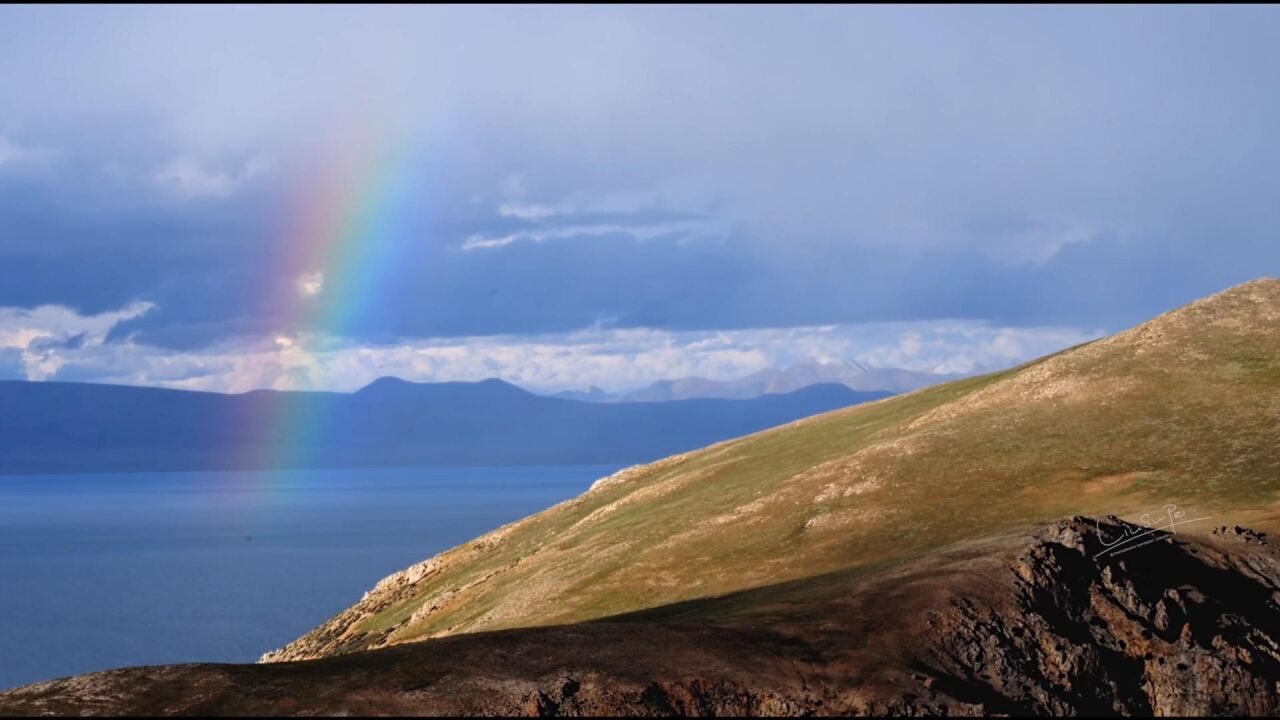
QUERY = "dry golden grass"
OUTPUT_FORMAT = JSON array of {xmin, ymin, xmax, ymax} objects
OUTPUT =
[{"xmin": 266, "ymin": 277, "xmax": 1280, "ymax": 662}]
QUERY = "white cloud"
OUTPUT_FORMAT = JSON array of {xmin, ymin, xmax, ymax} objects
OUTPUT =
[
  {"xmin": 476, "ymin": 179, "xmax": 725, "ymax": 251},
  {"xmin": 0, "ymin": 136, "xmax": 54, "ymax": 170},
  {"xmin": 0, "ymin": 303, "xmax": 1102, "ymax": 394},
  {"xmin": 295, "ymin": 272, "xmax": 325, "ymax": 297},
  {"xmin": 154, "ymin": 154, "xmax": 271, "ymax": 200},
  {"xmin": 463, "ymin": 219, "xmax": 723, "ymax": 251},
  {"xmin": 496, "ymin": 189, "xmax": 669, "ymax": 222},
  {"xmin": 155, "ymin": 158, "xmax": 234, "ymax": 198},
  {"xmin": 0, "ymin": 302, "xmax": 154, "ymax": 380},
  {"xmin": 497, "ymin": 203, "xmax": 558, "ymax": 220}
]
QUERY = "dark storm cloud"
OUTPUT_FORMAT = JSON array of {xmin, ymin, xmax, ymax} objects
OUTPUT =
[{"xmin": 0, "ymin": 4, "xmax": 1277, "ymax": 351}]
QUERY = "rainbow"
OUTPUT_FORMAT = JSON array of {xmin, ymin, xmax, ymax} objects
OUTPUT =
[
  {"xmin": 242, "ymin": 115, "xmax": 431, "ymax": 471},
  {"xmin": 275, "ymin": 119, "xmax": 421, "ymax": 341}
]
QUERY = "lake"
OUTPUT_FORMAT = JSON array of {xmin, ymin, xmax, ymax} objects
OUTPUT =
[{"xmin": 0, "ymin": 464, "xmax": 620, "ymax": 690}]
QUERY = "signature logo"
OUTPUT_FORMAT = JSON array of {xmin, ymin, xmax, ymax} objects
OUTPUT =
[{"xmin": 1094, "ymin": 504, "xmax": 1212, "ymax": 558}]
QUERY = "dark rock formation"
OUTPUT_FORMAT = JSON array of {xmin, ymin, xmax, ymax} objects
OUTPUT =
[{"xmin": 921, "ymin": 516, "xmax": 1280, "ymax": 715}]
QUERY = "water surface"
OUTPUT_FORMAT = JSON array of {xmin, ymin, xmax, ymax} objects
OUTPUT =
[{"xmin": 0, "ymin": 464, "xmax": 618, "ymax": 690}]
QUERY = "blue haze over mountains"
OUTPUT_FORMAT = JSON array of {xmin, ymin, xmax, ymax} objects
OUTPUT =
[
  {"xmin": 555, "ymin": 360, "xmax": 964, "ymax": 402},
  {"xmin": 0, "ymin": 378, "xmax": 889, "ymax": 475}
]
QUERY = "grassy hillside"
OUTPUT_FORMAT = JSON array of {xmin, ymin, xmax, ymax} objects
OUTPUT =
[{"xmin": 268, "ymin": 278, "xmax": 1280, "ymax": 661}]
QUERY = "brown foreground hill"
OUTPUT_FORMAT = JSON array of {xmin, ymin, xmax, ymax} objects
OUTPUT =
[
  {"xmin": 3, "ymin": 278, "xmax": 1280, "ymax": 716},
  {"xmin": 2, "ymin": 517, "xmax": 1278, "ymax": 715}
]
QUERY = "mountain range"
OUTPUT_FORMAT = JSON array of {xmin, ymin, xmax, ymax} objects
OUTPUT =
[
  {"xmin": 0, "ymin": 377, "xmax": 888, "ymax": 475},
  {"xmin": 3, "ymin": 278, "xmax": 1279, "ymax": 715},
  {"xmin": 552, "ymin": 360, "xmax": 966, "ymax": 402}
]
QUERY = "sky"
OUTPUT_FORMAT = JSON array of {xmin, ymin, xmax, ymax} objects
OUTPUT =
[{"xmin": 0, "ymin": 5, "xmax": 1277, "ymax": 393}]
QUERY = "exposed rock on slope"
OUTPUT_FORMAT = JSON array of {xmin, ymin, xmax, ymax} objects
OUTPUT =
[
  {"xmin": 925, "ymin": 518, "xmax": 1280, "ymax": 716},
  {"xmin": 4, "ymin": 517, "xmax": 1278, "ymax": 716},
  {"xmin": 265, "ymin": 278, "xmax": 1280, "ymax": 662}
]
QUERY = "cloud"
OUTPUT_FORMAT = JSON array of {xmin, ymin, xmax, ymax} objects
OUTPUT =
[
  {"xmin": 0, "ymin": 136, "xmax": 54, "ymax": 170},
  {"xmin": 495, "ymin": 186, "xmax": 673, "ymax": 221},
  {"xmin": 462, "ymin": 219, "xmax": 723, "ymax": 251},
  {"xmin": 985, "ymin": 221, "xmax": 1101, "ymax": 266},
  {"xmin": 1, "ymin": 6, "xmax": 1278, "ymax": 349},
  {"xmin": 295, "ymin": 272, "xmax": 324, "ymax": 297},
  {"xmin": 470, "ymin": 181, "xmax": 726, "ymax": 250},
  {"xmin": 2, "ymin": 301, "xmax": 1100, "ymax": 393},
  {"xmin": 0, "ymin": 347, "xmax": 24, "ymax": 379},
  {"xmin": 0, "ymin": 302, "xmax": 154, "ymax": 380},
  {"xmin": 154, "ymin": 155, "xmax": 270, "ymax": 200},
  {"xmin": 497, "ymin": 203, "xmax": 558, "ymax": 221}
]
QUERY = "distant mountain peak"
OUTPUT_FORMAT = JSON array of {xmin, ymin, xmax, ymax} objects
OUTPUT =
[
  {"xmin": 354, "ymin": 376, "xmax": 531, "ymax": 400},
  {"xmin": 357, "ymin": 376, "xmax": 417, "ymax": 392},
  {"xmin": 795, "ymin": 358, "xmax": 871, "ymax": 372},
  {"xmin": 552, "ymin": 385, "xmax": 617, "ymax": 402}
]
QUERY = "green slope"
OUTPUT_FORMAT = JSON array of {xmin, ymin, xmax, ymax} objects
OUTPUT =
[{"xmin": 266, "ymin": 277, "xmax": 1280, "ymax": 661}]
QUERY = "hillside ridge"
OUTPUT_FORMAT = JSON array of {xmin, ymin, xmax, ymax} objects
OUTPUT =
[{"xmin": 262, "ymin": 277, "xmax": 1280, "ymax": 663}]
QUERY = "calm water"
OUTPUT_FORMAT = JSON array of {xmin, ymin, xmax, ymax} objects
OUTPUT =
[{"xmin": 0, "ymin": 464, "xmax": 619, "ymax": 690}]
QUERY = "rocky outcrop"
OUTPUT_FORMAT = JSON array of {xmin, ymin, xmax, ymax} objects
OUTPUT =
[
  {"xmin": 4, "ymin": 516, "xmax": 1278, "ymax": 716},
  {"xmin": 919, "ymin": 516, "xmax": 1280, "ymax": 715}
]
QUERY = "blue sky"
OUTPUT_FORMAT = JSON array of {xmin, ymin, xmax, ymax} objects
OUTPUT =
[{"xmin": 0, "ymin": 6, "xmax": 1277, "ymax": 392}]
